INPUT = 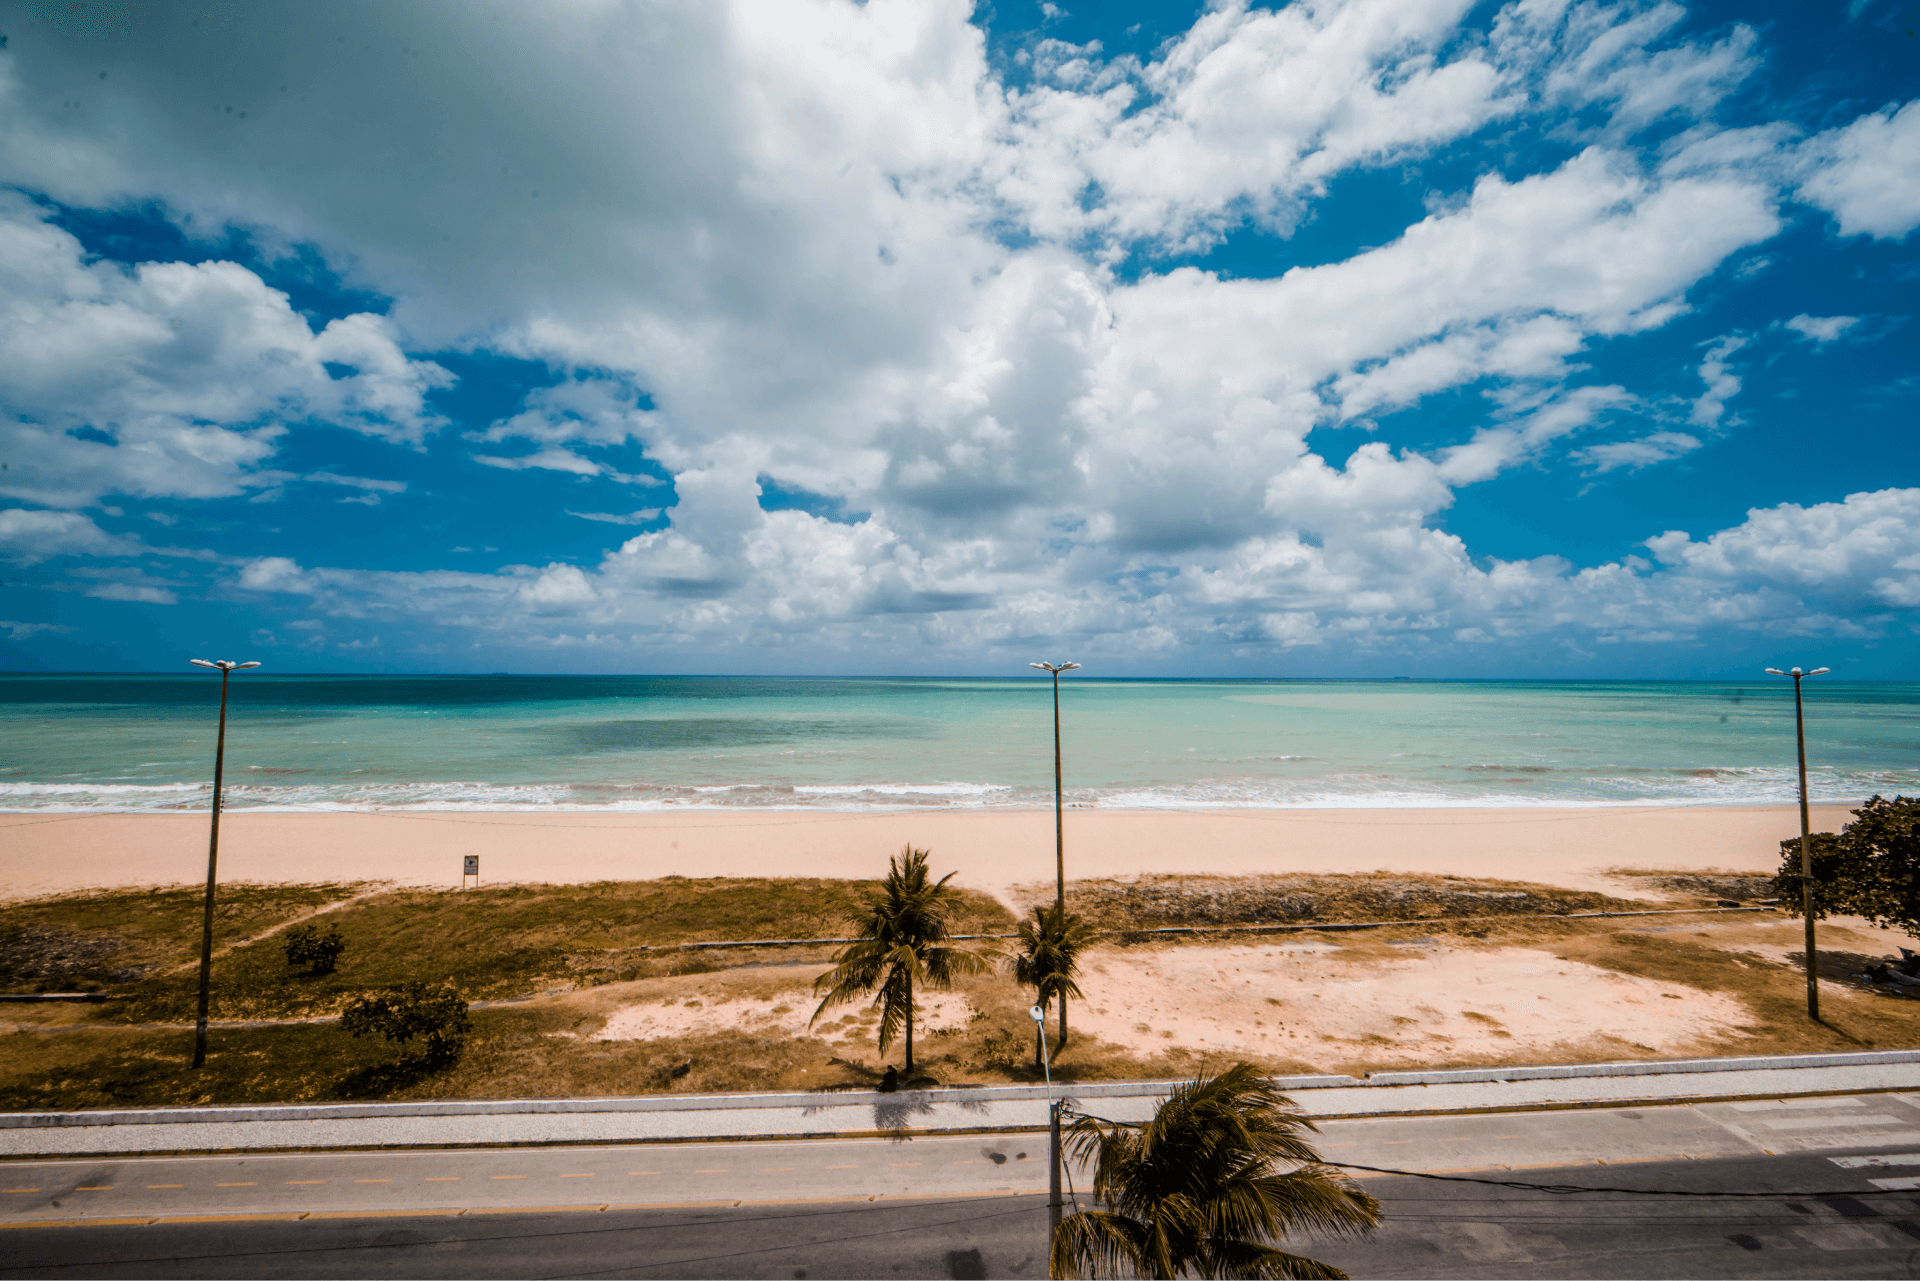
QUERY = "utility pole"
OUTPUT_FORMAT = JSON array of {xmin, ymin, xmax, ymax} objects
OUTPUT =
[
  {"xmin": 188, "ymin": 658, "xmax": 259, "ymax": 1068},
  {"xmin": 1031, "ymin": 1002, "xmax": 1063, "ymax": 1246},
  {"xmin": 1766, "ymin": 665, "xmax": 1829, "ymax": 1021}
]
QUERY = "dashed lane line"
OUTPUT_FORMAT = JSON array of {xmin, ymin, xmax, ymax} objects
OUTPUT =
[
  {"xmin": 147, "ymin": 1185, "xmax": 183, "ymax": 1189},
  {"xmin": 286, "ymin": 1180, "xmax": 324, "ymax": 1185},
  {"xmin": 424, "ymin": 1177, "xmax": 460, "ymax": 1182},
  {"xmin": 354, "ymin": 1179, "xmax": 393, "ymax": 1184}
]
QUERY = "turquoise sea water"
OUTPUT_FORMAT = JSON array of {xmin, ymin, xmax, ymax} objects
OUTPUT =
[{"xmin": 0, "ymin": 675, "xmax": 1915, "ymax": 813}]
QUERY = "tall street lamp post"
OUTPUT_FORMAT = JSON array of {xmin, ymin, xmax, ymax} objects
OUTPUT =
[
  {"xmin": 1766, "ymin": 664, "xmax": 1829, "ymax": 1021},
  {"xmin": 189, "ymin": 658, "xmax": 260, "ymax": 1069},
  {"xmin": 1028, "ymin": 661, "xmax": 1081, "ymax": 915}
]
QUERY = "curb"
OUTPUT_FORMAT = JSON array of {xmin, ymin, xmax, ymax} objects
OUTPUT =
[{"xmin": 8, "ymin": 1049, "xmax": 1917, "ymax": 1130}]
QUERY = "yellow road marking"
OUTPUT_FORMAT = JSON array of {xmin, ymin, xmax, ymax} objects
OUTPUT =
[
  {"xmin": 217, "ymin": 1182, "xmax": 257, "ymax": 1187},
  {"xmin": 424, "ymin": 1178, "xmax": 460, "ymax": 1182},
  {"xmin": 76, "ymin": 1186, "xmax": 112, "ymax": 1191},
  {"xmin": 760, "ymin": 1167, "xmax": 794, "ymax": 1173},
  {"xmin": 147, "ymin": 1185, "xmax": 184, "ymax": 1190},
  {"xmin": 491, "ymin": 1176, "xmax": 526, "ymax": 1181},
  {"xmin": 695, "ymin": 1169, "xmax": 728, "ymax": 1174},
  {"xmin": 2, "ymin": 1189, "xmax": 41, "ymax": 1194},
  {"xmin": 889, "ymin": 1163, "xmax": 922, "ymax": 1167},
  {"xmin": 825, "ymin": 1165, "xmax": 857, "ymax": 1170},
  {"xmin": 560, "ymin": 1174, "xmax": 595, "ymax": 1179},
  {"xmin": 355, "ymin": 1179, "xmax": 393, "ymax": 1184},
  {"xmin": 628, "ymin": 1172, "xmax": 661, "ymax": 1177},
  {"xmin": 286, "ymin": 1181, "xmax": 325, "ymax": 1185}
]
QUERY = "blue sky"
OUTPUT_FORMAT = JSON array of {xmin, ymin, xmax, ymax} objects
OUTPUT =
[{"xmin": 0, "ymin": 0, "xmax": 1915, "ymax": 678}]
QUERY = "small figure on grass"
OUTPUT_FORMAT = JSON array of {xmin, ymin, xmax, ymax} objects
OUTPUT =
[
  {"xmin": 283, "ymin": 922, "xmax": 346, "ymax": 976},
  {"xmin": 1053, "ymin": 1061, "xmax": 1380, "ymax": 1280},
  {"xmin": 810, "ymin": 845, "xmax": 994, "ymax": 1080},
  {"xmin": 340, "ymin": 980, "xmax": 472, "ymax": 1068}
]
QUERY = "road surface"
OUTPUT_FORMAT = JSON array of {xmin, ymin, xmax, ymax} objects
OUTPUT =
[{"xmin": 9, "ymin": 1091, "xmax": 1920, "ymax": 1276}]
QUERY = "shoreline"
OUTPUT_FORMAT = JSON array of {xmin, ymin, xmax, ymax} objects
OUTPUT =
[{"xmin": 0, "ymin": 803, "xmax": 1854, "ymax": 905}]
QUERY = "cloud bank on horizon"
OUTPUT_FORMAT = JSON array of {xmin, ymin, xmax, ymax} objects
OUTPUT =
[{"xmin": 0, "ymin": 0, "xmax": 1915, "ymax": 677}]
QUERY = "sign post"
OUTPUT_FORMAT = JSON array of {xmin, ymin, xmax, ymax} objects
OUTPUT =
[{"xmin": 462, "ymin": 855, "xmax": 480, "ymax": 890}]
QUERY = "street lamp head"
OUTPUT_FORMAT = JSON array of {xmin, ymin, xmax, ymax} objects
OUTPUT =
[
  {"xmin": 1810, "ymin": 667, "xmax": 1831, "ymax": 676},
  {"xmin": 1764, "ymin": 668, "xmax": 1785, "ymax": 675},
  {"xmin": 1029, "ymin": 1004, "xmax": 1046, "ymax": 1023},
  {"xmin": 237, "ymin": 661, "xmax": 262, "ymax": 669},
  {"xmin": 1029, "ymin": 661, "xmax": 1082, "ymax": 673},
  {"xmin": 190, "ymin": 659, "xmax": 218, "ymax": 669},
  {"xmin": 190, "ymin": 659, "xmax": 262, "ymax": 671}
]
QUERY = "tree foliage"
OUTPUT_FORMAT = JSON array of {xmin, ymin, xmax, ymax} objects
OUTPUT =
[
  {"xmin": 340, "ymin": 980, "xmax": 472, "ymax": 1066},
  {"xmin": 1052, "ymin": 1061, "xmax": 1380, "ymax": 1280},
  {"xmin": 810, "ymin": 845, "xmax": 993, "ymax": 1075},
  {"xmin": 283, "ymin": 922, "xmax": 347, "ymax": 975},
  {"xmin": 1013, "ymin": 902, "xmax": 1094, "ymax": 1062},
  {"xmin": 1772, "ymin": 795, "xmax": 1920, "ymax": 933}
]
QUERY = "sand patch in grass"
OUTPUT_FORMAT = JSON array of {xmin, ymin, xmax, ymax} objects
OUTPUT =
[
  {"xmin": 1070, "ymin": 939, "xmax": 1753, "ymax": 1069},
  {"xmin": 594, "ymin": 988, "xmax": 974, "ymax": 1045}
]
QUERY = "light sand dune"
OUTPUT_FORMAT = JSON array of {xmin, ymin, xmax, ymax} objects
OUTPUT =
[{"xmin": 0, "ymin": 804, "xmax": 1850, "ymax": 904}]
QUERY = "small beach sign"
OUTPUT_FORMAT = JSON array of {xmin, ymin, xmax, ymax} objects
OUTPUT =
[{"xmin": 463, "ymin": 855, "xmax": 479, "ymax": 889}]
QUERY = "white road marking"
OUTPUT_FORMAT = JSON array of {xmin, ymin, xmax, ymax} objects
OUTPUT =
[
  {"xmin": 1831, "ymin": 1153, "xmax": 1920, "ymax": 1168},
  {"xmin": 1763, "ymin": 1115, "xmax": 1907, "ymax": 1131},
  {"xmin": 1731, "ymin": 1098, "xmax": 1867, "ymax": 1112},
  {"xmin": 1870, "ymin": 1176, "xmax": 1920, "ymax": 1191}
]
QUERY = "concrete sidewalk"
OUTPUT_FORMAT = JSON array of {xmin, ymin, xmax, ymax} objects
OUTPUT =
[{"xmin": 5, "ymin": 1049, "xmax": 1918, "ymax": 1157}]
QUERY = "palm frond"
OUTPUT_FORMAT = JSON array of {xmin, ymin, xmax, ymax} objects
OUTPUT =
[
  {"xmin": 1051, "ymin": 1210, "xmax": 1153, "ymax": 1280},
  {"xmin": 1054, "ymin": 1061, "xmax": 1378, "ymax": 1279}
]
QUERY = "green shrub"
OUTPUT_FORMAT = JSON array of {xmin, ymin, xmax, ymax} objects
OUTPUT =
[
  {"xmin": 283, "ymin": 923, "xmax": 347, "ymax": 975},
  {"xmin": 339, "ymin": 981, "xmax": 472, "ymax": 1066},
  {"xmin": 1774, "ymin": 795, "xmax": 1920, "ymax": 933}
]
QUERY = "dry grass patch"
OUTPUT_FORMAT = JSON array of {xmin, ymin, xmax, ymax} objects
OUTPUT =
[
  {"xmin": 1603, "ymin": 867, "xmax": 1779, "ymax": 903},
  {"xmin": 1026, "ymin": 872, "xmax": 1653, "ymax": 933}
]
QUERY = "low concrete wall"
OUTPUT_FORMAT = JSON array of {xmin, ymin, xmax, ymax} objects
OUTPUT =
[{"xmin": 5, "ymin": 1050, "xmax": 1918, "ymax": 1157}]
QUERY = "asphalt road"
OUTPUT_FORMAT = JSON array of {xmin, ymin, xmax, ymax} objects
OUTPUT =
[
  {"xmin": 10, "ymin": 1092, "xmax": 1920, "ymax": 1277},
  {"xmin": 8, "ymin": 1150, "xmax": 1920, "ymax": 1279}
]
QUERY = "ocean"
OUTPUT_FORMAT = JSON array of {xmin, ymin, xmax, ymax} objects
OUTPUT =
[{"xmin": 0, "ymin": 674, "xmax": 1915, "ymax": 814}]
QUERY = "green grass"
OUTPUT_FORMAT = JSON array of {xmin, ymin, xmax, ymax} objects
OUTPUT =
[
  {"xmin": 0, "ymin": 884, "xmax": 363, "ymax": 993},
  {"xmin": 26, "ymin": 878, "xmax": 1018, "ymax": 1022}
]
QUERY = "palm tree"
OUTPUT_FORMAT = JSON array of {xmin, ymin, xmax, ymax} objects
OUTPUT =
[
  {"xmin": 1013, "ymin": 902, "xmax": 1094, "ymax": 1066},
  {"xmin": 1052, "ymin": 1062, "xmax": 1380, "ymax": 1280},
  {"xmin": 810, "ymin": 845, "xmax": 993, "ymax": 1077}
]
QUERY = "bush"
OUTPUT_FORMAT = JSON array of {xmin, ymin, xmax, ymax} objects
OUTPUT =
[
  {"xmin": 283, "ymin": 923, "xmax": 347, "ymax": 975},
  {"xmin": 339, "ymin": 981, "xmax": 472, "ymax": 1066},
  {"xmin": 1774, "ymin": 795, "xmax": 1920, "ymax": 933}
]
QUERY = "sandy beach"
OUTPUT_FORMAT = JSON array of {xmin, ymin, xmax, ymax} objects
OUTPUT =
[{"xmin": 0, "ymin": 804, "xmax": 1853, "ymax": 905}]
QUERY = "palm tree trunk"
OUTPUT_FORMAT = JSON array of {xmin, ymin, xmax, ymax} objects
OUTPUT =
[
  {"xmin": 1058, "ymin": 992, "xmax": 1068, "ymax": 1050},
  {"xmin": 1034, "ymin": 1019, "xmax": 1043, "ymax": 1072},
  {"xmin": 904, "ymin": 967, "xmax": 914, "ymax": 1075}
]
